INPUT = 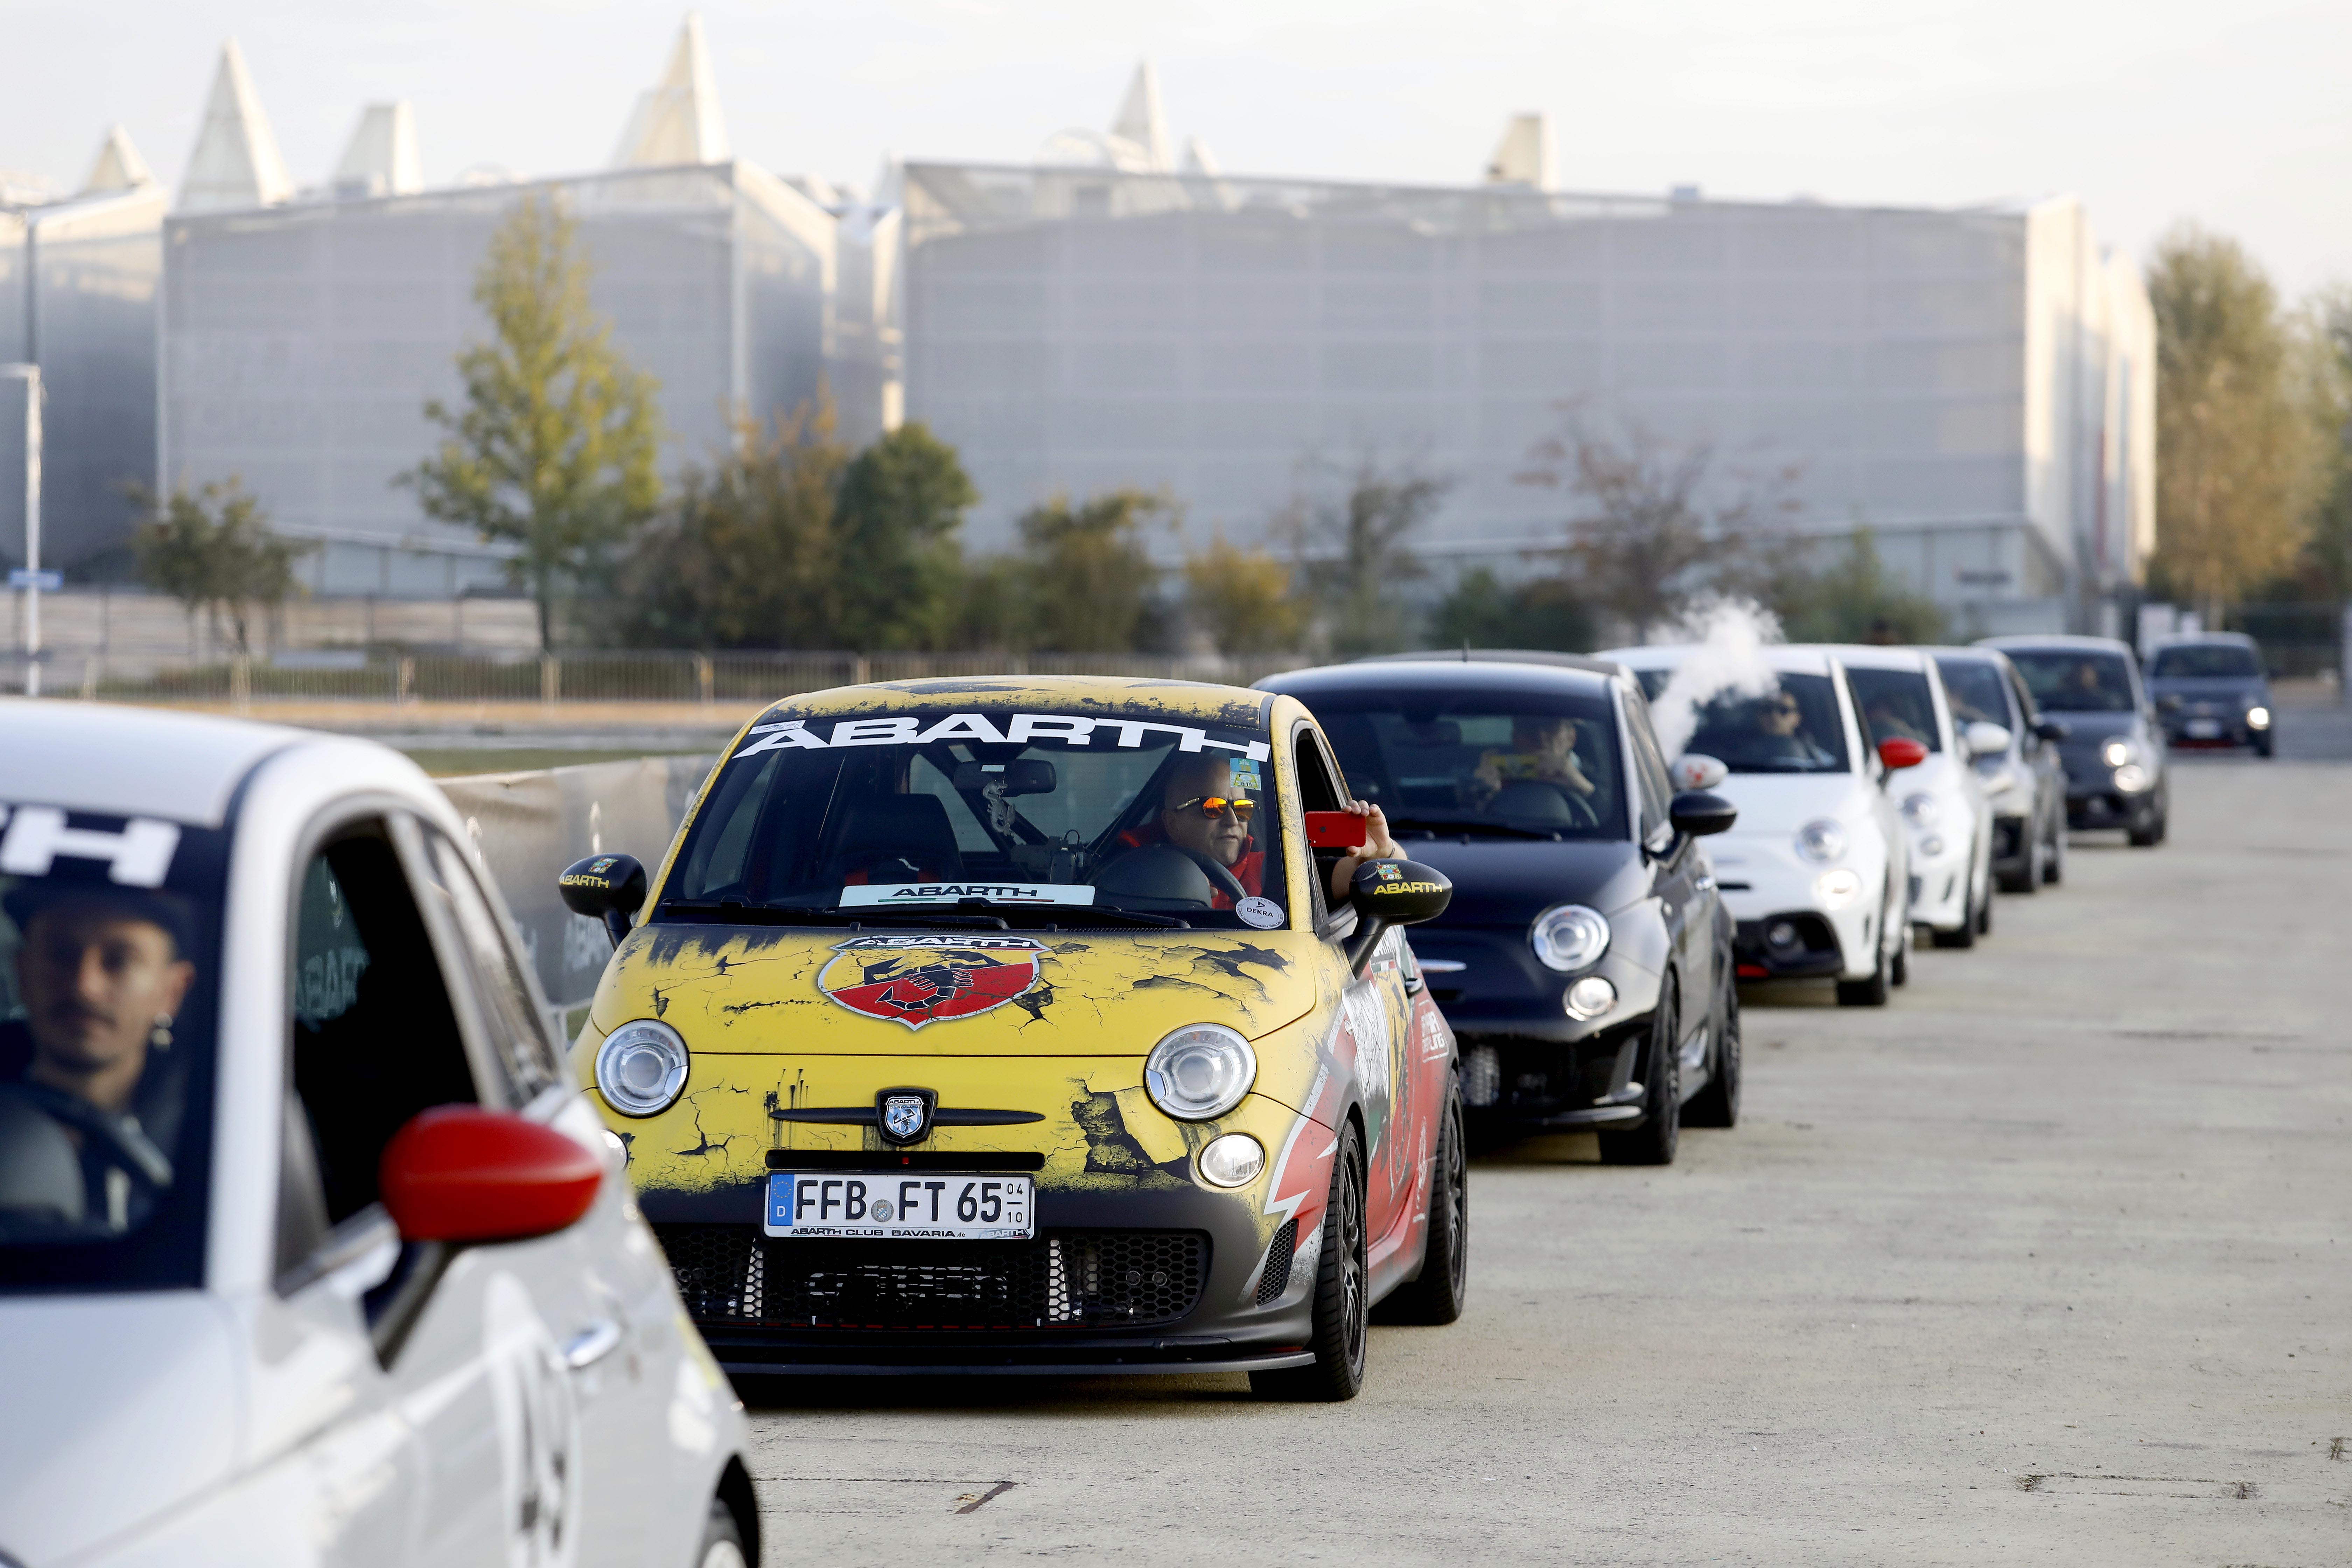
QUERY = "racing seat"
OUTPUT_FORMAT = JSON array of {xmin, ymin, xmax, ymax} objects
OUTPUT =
[{"xmin": 823, "ymin": 794, "xmax": 967, "ymax": 886}]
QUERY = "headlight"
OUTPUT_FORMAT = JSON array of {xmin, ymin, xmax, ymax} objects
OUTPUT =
[
  {"xmin": 2248, "ymin": 705, "xmax": 2271, "ymax": 730},
  {"xmin": 1900, "ymin": 792, "xmax": 1939, "ymax": 829},
  {"xmin": 1531, "ymin": 904, "xmax": 1611, "ymax": 972},
  {"xmin": 1145, "ymin": 1024, "xmax": 1257, "ymax": 1120},
  {"xmin": 1563, "ymin": 976, "xmax": 1616, "ymax": 1020},
  {"xmin": 2113, "ymin": 763, "xmax": 2150, "ymax": 793},
  {"xmin": 1815, "ymin": 868, "xmax": 1865, "ymax": 909},
  {"xmin": 2101, "ymin": 738, "xmax": 2132, "ymax": 768},
  {"xmin": 1196, "ymin": 1133, "xmax": 1265, "ymax": 1188},
  {"xmin": 595, "ymin": 1019, "xmax": 690, "ymax": 1117},
  {"xmin": 1795, "ymin": 819, "xmax": 1848, "ymax": 863},
  {"xmin": 1919, "ymin": 835, "xmax": 1946, "ymax": 858}
]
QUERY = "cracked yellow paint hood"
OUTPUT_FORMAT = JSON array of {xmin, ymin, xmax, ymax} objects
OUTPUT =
[{"xmin": 588, "ymin": 923, "xmax": 1321, "ymax": 1054}]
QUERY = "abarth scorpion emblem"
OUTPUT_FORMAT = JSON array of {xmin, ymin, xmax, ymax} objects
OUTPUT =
[{"xmin": 880, "ymin": 1092, "xmax": 931, "ymax": 1143}]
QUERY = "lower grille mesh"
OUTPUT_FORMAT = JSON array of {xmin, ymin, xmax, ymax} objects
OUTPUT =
[{"xmin": 655, "ymin": 1224, "xmax": 1208, "ymax": 1331}]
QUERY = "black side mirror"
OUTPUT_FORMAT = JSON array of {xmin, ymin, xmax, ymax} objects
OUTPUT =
[
  {"xmin": 1669, "ymin": 789, "xmax": 1737, "ymax": 837},
  {"xmin": 1344, "ymin": 859, "xmax": 1452, "ymax": 974},
  {"xmin": 559, "ymin": 854, "xmax": 648, "ymax": 948},
  {"xmin": 2033, "ymin": 719, "xmax": 2071, "ymax": 742}
]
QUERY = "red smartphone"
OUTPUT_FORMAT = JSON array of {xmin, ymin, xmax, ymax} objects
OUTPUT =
[{"xmin": 1304, "ymin": 811, "xmax": 1369, "ymax": 849}]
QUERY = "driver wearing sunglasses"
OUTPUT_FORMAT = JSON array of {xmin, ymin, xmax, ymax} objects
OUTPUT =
[
  {"xmin": 1750, "ymin": 690, "xmax": 1835, "ymax": 765},
  {"xmin": 1127, "ymin": 755, "xmax": 1399, "ymax": 908}
]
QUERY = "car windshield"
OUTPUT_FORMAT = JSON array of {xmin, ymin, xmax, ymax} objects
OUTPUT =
[
  {"xmin": 1844, "ymin": 667, "xmax": 1943, "ymax": 751},
  {"xmin": 664, "ymin": 704, "xmax": 1289, "ymax": 927},
  {"xmin": 1304, "ymin": 688, "xmax": 1625, "ymax": 840},
  {"xmin": 2011, "ymin": 651, "xmax": 2136, "ymax": 713},
  {"xmin": 1935, "ymin": 658, "xmax": 2013, "ymax": 728},
  {"xmin": 1, "ymin": 807, "xmax": 227, "ymax": 1292},
  {"xmin": 2149, "ymin": 644, "xmax": 2261, "ymax": 680},
  {"xmin": 1636, "ymin": 670, "xmax": 1851, "ymax": 774}
]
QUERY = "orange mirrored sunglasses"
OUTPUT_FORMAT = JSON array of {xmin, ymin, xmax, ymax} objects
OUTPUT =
[{"xmin": 1172, "ymin": 795, "xmax": 1255, "ymax": 822}]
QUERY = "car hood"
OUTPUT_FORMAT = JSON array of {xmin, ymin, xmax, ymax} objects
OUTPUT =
[
  {"xmin": 588, "ymin": 923, "xmax": 1322, "ymax": 1055},
  {"xmin": 1703, "ymin": 772, "xmax": 1879, "ymax": 836},
  {"xmin": 1398, "ymin": 837, "xmax": 1648, "ymax": 923},
  {"xmin": 0, "ymin": 1292, "xmax": 242, "ymax": 1564}
]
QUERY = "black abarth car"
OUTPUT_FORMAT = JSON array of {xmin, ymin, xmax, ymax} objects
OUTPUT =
[
  {"xmin": 1259, "ymin": 654, "xmax": 1738, "ymax": 1164},
  {"xmin": 2146, "ymin": 632, "xmax": 2275, "ymax": 757},
  {"xmin": 1982, "ymin": 635, "xmax": 2170, "ymax": 847}
]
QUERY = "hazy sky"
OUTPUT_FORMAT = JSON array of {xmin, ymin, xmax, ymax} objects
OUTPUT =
[{"xmin": 5, "ymin": 0, "xmax": 2347, "ymax": 296}]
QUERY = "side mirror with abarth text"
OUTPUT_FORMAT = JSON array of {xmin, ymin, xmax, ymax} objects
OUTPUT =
[
  {"xmin": 559, "ymin": 853, "xmax": 648, "ymax": 947},
  {"xmin": 1345, "ymin": 858, "xmax": 1452, "ymax": 974}
]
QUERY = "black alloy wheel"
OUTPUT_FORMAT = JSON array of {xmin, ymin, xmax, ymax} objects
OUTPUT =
[
  {"xmin": 1599, "ymin": 985, "xmax": 1680, "ymax": 1166},
  {"xmin": 1253, "ymin": 1122, "xmax": 1369, "ymax": 1401},
  {"xmin": 1683, "ymin": 966, "xmax": 1741, "ymax": 1129},
  {"xmin": 1836, "ymin": 908, "xmax": 1892, "ymax": 1007},
  {"xmin": 1378, "ymin": 1079, "xmax": 1468, "ymax": 1324}
]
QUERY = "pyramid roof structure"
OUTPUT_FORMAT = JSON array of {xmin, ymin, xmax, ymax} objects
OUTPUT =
[
  {"xmin": 334, "ymin": 102, "xmax": 424, "ymax": 197},
  {"xmin": 1484, "ymin": 113, "xmax": 1553, "ymax": 189},
  {"xmin": 180, "ymin": 40, "xmax": 293, "ymax": 211},
  {"xmin": 1111, "ymin": 62, "xmax": 1172, "ymax": 173},
  {"xmin": 611, "ymin": 13, "xmax": 730, "ymax": 168},
  {"xmin": 82, "ymin": 126, "xmax": 155, "ymax": 195}
]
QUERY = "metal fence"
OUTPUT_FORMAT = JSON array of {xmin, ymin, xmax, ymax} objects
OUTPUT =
[
  {"xmin": 0, "ymin": 648, "xmax": 1318, "ymax": 707},
  {"xmin": 2226, "ymin": 604, "xmax": 2347, "ymax": 682}
]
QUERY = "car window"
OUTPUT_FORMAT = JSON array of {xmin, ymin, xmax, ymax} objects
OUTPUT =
[
  {"xmin": 0, "ymin": 806, "xmax": 229, "ymax": 1292},
  {"xmin": 284, "ymin": 823, "xmax": 481, "ymax": 1237},
  {"xmin": 1622, "ymin": 698, "xmax": 1674, "ymax": 844},
  {"xmin": 1307, "ymin": 686, "xmax": 1626, "ymax": 841},
  {"xmin": 2006, "ymin": 666, "xmax": 2041, "ymax": 726},
  {"xmin": 666, "ymin": 704, "xmax": 1287, "ymax": 927},
  {"xmin": 1636, "ymin": 669, "xmax": 1851, "ymax": 774},
  {"xmin": 2009, "ymin": 651, "xmax": 2136, "ymax": 713},
  {"xmin": 2149, "ymin": 644, "xmax": 2261, "ymax": 679},
  {"xmin": 417, "ymin": 831, "xmax": 563, "ymax": 1105},
  {"xmin": 1845, "ymin": 668, "xmax": 1942, "ymax": 751},
  {"xmin": 1935, "ymin": 658, "xmax": 2013, "ymax": 729}
]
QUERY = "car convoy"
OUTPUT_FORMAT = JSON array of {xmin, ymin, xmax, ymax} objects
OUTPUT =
[{"xmin": 0, "ymin": 630, "xmax": 2212, "ymax": 1562}]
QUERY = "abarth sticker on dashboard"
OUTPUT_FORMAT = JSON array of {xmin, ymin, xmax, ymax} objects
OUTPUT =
[{"xmin": 816, "ymin": 933, "xmax": 1048, "ymax": 1029}]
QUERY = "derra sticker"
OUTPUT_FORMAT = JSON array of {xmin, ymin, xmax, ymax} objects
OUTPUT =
[
  {"xmin": 734, "ymin": 712, "xmax": 1271, "ymax": 763},
  {"xmin": 1233, "ymin": 895, "xmax": 1286, "ymax": 930}
]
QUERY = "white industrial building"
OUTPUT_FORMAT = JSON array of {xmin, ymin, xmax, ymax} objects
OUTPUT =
[
  {"xmin": 153, "ymin": 20, "xmax": 894, "ymax": 596},
  {"xmin": 899, "ymin": 80, "xmax": 2154, "ymax": 632}
]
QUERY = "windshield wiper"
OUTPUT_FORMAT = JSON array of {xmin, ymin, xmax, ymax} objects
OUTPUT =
[
  {"xmin": 656, "ymin": 901, "xmax": 1008, "ymax": 930},
  {"xmin": 986, "ymin": 905, "xmax": 1191, "ymax": 930},
  {"xmin": 1388, "ymin": 814, "xmax": 1563, "ymax": 840}
]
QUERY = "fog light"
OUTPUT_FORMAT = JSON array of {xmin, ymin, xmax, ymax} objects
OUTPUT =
[
  {"xmin": 1766, "ymin": 920, "xmax": 1799, "ymax": 950},
  {"xmin": 1919, "ymin": 835, "xmax": 1945, "ymax": 858},
  {"xmin": 1564, "ymin": 976, "xmax": 1616, "ymax": 1020},
  {"xmin": 2248, "ymin": 706, "xmax": 2271, "ymax": 730},
  {"xmin": 1197, "ymin": 1133, "xmax": 1266, "ymax": 1189},
  {"xmin": 2113, "ymin": 763, "xmax": 2150, "ymax": 793},
  {"xmin": 1815, "ymin": 868, "xmax": 1865, "ymax": 910}
]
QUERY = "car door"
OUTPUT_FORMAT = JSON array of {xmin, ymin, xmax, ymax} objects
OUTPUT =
[
  {"xmin": 2005, "ymin": 662, "xmax": 2064, "ymax": 840},
  {"xmin": 1623, "ymin": 691, "xmax": 1710, "ymax": 1070}
]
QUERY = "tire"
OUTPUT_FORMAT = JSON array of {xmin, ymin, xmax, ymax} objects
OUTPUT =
[
  {"xmin": 1931, "ymin": 878, "xmax": 1977, "ymax": 948},
  {"xmin": 1598, "ymin": 987, "xmax": 1681, "ymax": 1165},
  {"xmin": 1379, "ymin": 1081, "xmax": 1468, "ymax": 1324},
  {"xmin": 1683, "ymin": 969, "xmax": 1741, "ymax": 1128},
  {"xmin": 1836, "ymin": 913, "xmax": 1891, "ymax": 1007},
  {"xmin": 1890, "ymin": 928, "xmax": 1910, "ymax": 987},
  {"xmin": 2043, "ymin": 820, "xmax": 2066, "ymax": 885},
  {"xmin": 1974, "ymin": 877, "xmax": 1993, "ymax": 935},
  {"xmin": 2127, "ymin": 816, "xmax": 2161, "ymax": 847},
  {"xmin": 1999, "ymin": 827, "xmax": 2041, "ymax": 895},
  {"xmin": 1252, "ymin": 1123, "xmax": 1368, "ymax": 1401},
  {"xmin": 2256, "ymin": 734, "xmax": 2275, "ymax": 758},
  {"xmin": 694, "ymin": 1499, "xmax": 749, "ymax": 1568}
]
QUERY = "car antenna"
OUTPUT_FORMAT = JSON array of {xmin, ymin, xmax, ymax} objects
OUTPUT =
[{"xmin": 1460, "ymin": 641, "xmax": 1470, "ymax": 662}]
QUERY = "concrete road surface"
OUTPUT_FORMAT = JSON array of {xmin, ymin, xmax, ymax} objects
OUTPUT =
[{"xmin": 733, "ymin": 760, "xmax": 2351, "ymax": 1565}]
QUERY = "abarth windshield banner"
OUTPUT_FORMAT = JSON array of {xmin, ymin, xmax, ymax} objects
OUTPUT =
[
  {"xmin": 838, "ymin": 881, "xmax": 1097, "ymax": 908},
  {"xmin": 734, "ymin": 711, "xmax": 1273, "ymax": 763}
]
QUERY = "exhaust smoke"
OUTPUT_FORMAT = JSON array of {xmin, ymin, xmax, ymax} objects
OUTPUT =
[{"xmin": 1647, "ymin": 597, "xmax": 1785, "ymax": 760}]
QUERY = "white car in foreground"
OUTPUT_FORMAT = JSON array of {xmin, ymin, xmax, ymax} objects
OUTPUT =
[
  {"xmin": 1815, "ymin": 644, "xmax": 1999, "ymax": 948},
  {"xmin": 0, "ymin": 703, "xmax": 757, "ymax": 1568},
  {"xmin": 1606, "ymin": 644, "xmax": 1916, "ymax": 1006}
]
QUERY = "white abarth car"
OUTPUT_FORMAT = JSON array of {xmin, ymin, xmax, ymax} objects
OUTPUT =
[
  {"xmin": 1813, "ymin": 645, "xmax": 1998, "ymax": 949},
  {"xmin": 1604, "ymin": 645, "xmax": 1916, "ymax": 1006},
  {"xmin": 0, "ymin": 704, "xmax": 757, "ymax": 1568}
]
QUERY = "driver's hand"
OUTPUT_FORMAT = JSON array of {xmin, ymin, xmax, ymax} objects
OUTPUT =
[{"xmin": 1327, "ymin": 799, "xmax": 1402, "ymax": 900}]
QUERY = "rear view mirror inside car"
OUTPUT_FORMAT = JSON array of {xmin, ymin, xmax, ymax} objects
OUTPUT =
[{"xmin": 951, "ymin": 758, "xmax": 1057, "ymax": 794}]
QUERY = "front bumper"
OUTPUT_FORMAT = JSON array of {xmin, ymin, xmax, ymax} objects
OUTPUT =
[
  {"xmin": 2066, "ymin": 783, "xmax": 2159, "ymax": 830},
  {"xmin": 1454, "ymin": 1016, "xmax": 1654, "ymax": 1128},
  {"xmin": 1732, "ymin": 912, "xmax": 1845, "ymax": 980}
]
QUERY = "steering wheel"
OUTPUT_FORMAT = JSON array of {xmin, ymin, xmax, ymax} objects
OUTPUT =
[{"xmin": 1172, "ymin": 847, "xmax": 1249, "ymax": 904}]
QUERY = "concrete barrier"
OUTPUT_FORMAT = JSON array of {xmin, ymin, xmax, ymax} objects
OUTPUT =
[{"xmin": 440, "ymin": 754, "xmax": 716, "ymax": 1011}]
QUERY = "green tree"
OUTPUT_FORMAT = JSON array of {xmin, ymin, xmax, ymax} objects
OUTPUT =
[
  {"xmin": 1283, "ymin": 458, "xmax": 1442, "ymax": 655},
  {"xmin": 1015, "ymin": 490, "xmax": 1167, "ymax": 652},
  {"xmin": 1431, "ymin": 566, "xmax": 1594, "ymax": 651},
  {"xmin": 1763, "ymin": 529, "xmax": 1946, "ymax": 644},
  {"xmin": 1183, "ymin": 533, "xmax": 1306, "ymax": 654},
  {"xmin": 2147, "ymin": 227, "xmax": 2332, "ymax": 623},
  {"xmin": 833, "ymin": 421, "xmax": 979, "ymax": 650},
  {"xmin": 132, "ymin": 479, "xmax": 314, "ymax": 655},
  {"xmin": 616, "ymin": 397, "xmax": 849, "ymax": 649},
  {"xmin": 404, "ymin": 192, "xmax": 662, "ymax": 651},
  {"xmin": 2291, "ymin": 285, "xmax": 2352, "ymax": 599}
]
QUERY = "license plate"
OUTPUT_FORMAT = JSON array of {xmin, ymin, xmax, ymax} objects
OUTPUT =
[
  {"xmin": 2185, "ymin": 719, "xmax": 2222, "ymax": 738},
  {"xmin": 764, "ymin": 1172, "xmax": 1034, "ymax": 1239}
]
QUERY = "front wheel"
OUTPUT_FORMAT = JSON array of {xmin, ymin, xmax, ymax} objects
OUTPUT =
[
  {"xmin": 1598, "ymin": 987, "xmax": 1680, "ymax": 1165},
  {"xmin": 1378, "ymin": 1081, "xmax": 1468, "ymax": 1324},
  {"xmin": 2043, "ymin": 820, "xmax": 2066, "ymax": 885},
  {"xmin": 1683, "ymin": 968, "xmax": 1741, "ymax": 1128},
  {"xmin": 1931, "ymin": 878, "xmax": 1978, "ymax": 948},
  {"xmin": 694, "ymin": 1500, "xmax": 748, "ymax": 1568},
  {"xmin": 1836, "ymin": 911, "xmax": 1892, "ymax": 1006},
  {"xmin": 1252, "ymin": 1123, "xmax": 1368, "ymax": 1401}
]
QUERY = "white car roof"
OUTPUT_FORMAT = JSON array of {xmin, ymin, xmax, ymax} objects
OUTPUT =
[
  {"xmin": 1597, "ymin": 643, "xmax": 1840, "ymax": 676},
  {"xmin": 1791, "ymin": 643, "xmax": 1928, "ymax": 672},
  {"xmin": 0, "ymin": 702, "xmax": 356, "ymax": 827}
]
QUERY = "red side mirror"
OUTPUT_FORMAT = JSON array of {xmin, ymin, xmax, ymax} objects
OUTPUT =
[
  {"xmin": 1878, "ymin": 737, "xmax": 1929, "ymax": 771},
  {"xmin": 380, "ymin": 1106, "xmax": 602, "ymax": 1245}
]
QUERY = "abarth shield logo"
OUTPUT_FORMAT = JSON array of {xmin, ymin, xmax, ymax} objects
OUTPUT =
[
  {"xmin": 817, "ymin": 934, "xmax": 1048, "ymax": 1030},
  {"xmin": 882, "ymin": 1094, "xmax": 928, "ymax": 1141}
]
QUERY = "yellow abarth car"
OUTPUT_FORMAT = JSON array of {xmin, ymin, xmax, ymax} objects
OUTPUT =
[{"xmin": 560, "ymin": 677, "xmax": 1466, "ymax": 1399}]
